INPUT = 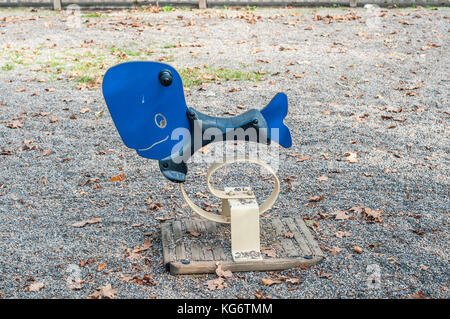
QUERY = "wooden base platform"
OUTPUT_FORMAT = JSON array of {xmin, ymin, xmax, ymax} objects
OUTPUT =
[{"xmin": 161, "ymin": 217, "xmax": 324, "ymax": 275}]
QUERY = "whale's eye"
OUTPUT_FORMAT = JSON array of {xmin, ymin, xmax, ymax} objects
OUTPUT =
[{"xmin": 155, "ymin": 113, "xmax": 167, "ymax": 128}]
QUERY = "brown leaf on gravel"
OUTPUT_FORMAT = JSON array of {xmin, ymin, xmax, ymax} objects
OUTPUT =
[
  {"xmin": 296, "ymin": 155, "xmax": 311, "ymax": 162},
  {"xmin": 127, "ymin": 274, "xmax": 156, "ymax": 286},
  {"xmin": 308, "ymin": 195, "xmax": 324, "ymax": 203},
  {"xmin": 42, "ymin": 149, "xmax": 53, "ymax": 156},
  {"xmin": 399, "ymin": 20, "xmax": 413, "ymax": 25},
  {"xmin": 393, "ymin": 81, "xmax": 422, "ymax": 91},
  {"xmin": 24, "ymin": 282, "xmax": 44, "ymax": 292},
  {"xmin": 352, "ymin": 246, "xmax": 363, "ymax": 254},
  {"xmin": 155, "ymin": 216, "xmax": 173, "ymax": 222},
  {"xmin": 97, "ymin": 263, "xmax": 106, "ymax": 272},
  {"xmin": 68, "ymin": 279, "xmax": 83, "ymax": 291},
  {"xmin": 0, "ymin": 150, "xmax": 13, "ymax": 155},
  {"xmin": 317, "ymin": 271, "xmax": 332, "ymax": 279},
  {"xmin": 133, "ymin": 238, "xmax": 152, "ymax": 253},
  {"xmin": 333, "ymin": 210, "xmax": 351, "ymax": 220},
  {"xmin": 109, "ymin": 173, "xmax": 126, "ymax": 182},
  {"xmin": 254, "ymin": 290, "xmax": 265, "ymax": 299},
  {"xmin": 335, "ymin": 230, "xmax": 352, "ymax": 238},
  {"xmin": 71, "ymin": 218, "xmax": 101, "ymax": 228},
  {"xmin": 149, "ymin": 203, "xmax": 162, "ymax": 211},
  {"xmin": 7, "ymin": 121, "xmax": 23, "ymax": 129},
  {"xmin": 80, "ymin": 258, "xmax": 96, "ymax": 267},
  {"xmin": 329, "ymin": 246, "xmax": 343, "ymax": 256},
  {"xmin": 345, "ymin": 152, "xmax": 358, "ymax": 163},
  {"xmin": 286, "ymin": 278, "xmax": 301, "ymax": 284},
  {"xmin": 362, "ymin": 207, "xmax": 383, "ymax": 223},
  {"xmin": 206, "ymin": 277, "xmax": 227, "ymax": 291},
  {"xmin": 262, "ymin": 278, "xmax": 282, "ymax": 286},
  {"xmin": 349, "ymin": 206, "xmax": 364, "ymax": 214},
  {"xmin": 411, "ymin": 291, "xmax": 426, "ymax": 299},
  {"xmin": 293, "ymin": 73, "xmax": 306, "ymax": 78},
  {"xmin": 88, "ymin": 284, "xmax": 117, "ymax": 299},
  {"xmin": 215, "ymin": 262, "xmax": 233, "ymax": 279},
  {"xmin": 80, "ymin": 107, "xmax": 91, "ymax": 114},
  {"xmin": 195, "ymin": 192, "xmax": 209, "ymax": 199}
]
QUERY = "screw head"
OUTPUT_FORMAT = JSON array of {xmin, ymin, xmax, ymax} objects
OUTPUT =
[{"xmin": 159, "ymin": 69, "xmax": 173, "ymax": 87}]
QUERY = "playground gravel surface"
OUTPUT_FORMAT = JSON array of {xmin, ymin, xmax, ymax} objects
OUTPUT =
[{"xmin": 0, "ymin": 6, "xmax": 448, "ymax": 299}]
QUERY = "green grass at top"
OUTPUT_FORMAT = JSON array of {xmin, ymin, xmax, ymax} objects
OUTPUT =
[
  {"xmin": 180, "ymin": 66, "xmax": 268, "ymax": 87},
  {"xmin": 162, "ymin": 6, "xmax": 174, "ymax": 12},
  {"xmin": 2, "ymin": 63, "xmax": 14, "ymax": 71},
  {"xmin": 81, "ymin": 12, "xmax": 108, "ymax": 18}
]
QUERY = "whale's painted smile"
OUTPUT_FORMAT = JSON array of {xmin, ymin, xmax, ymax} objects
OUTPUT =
[{"xmin": 138, "ymin": 135, "xmax": 169, "ymax": 152}]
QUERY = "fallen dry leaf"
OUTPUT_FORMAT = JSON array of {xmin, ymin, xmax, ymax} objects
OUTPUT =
[
  {"xmin": 261, "ymin": 278, "xmax": 282, "ymax": 286},
  {"xmin": 88, "ymin": 284, "xmax": 117, "ymax": 299},
  {"xmin": 296, "ymin": 155, "xmax": 310, "ymax": 162},
  {"xmin": 317, "ymin": 271, "xmax": 332, "ymax": 279},
  {"xmin": 308, "ymin": 195, "xmax": 324, "ymax": 203},
  {"xmin": 109, "ymin": 173, "xmax": 126, "ymax": 182},
  {"xmin": 97, "ymin": 263, "xmax": 106, "ymax": 272},
  {"xmin": 25, "ymin": 282, "xmax": 44, "ymax": 292},
  {"xmin": 345, "ymin": 152, "xmax": 358, "ymax": 163},
  {"xmin": 335, "ymin": 230, "xmax": 352, "ymax": 238},
  {"xmin": 363, "ymin": 207, "xmax": 383, "ymax": 223},
  {"xmin": 352, "ymin": 246, "xmax": 363, "ymax": 254},
  {"xmin": 133, "ymin": 238, "xmax": 152, "ymax": 253},
  {"xmin": 42, "ymin": 149, "xmax": 53, "ymax": 157},
  {"xmin": 333, "ymin": 210, "xmax": 351, "ymax": 220},
  {"xmin": 71, "ymin": 218, "xmax": 101, "ymax": 228},
  {"xmin": 286, "ymin": 278, "xmax": 301, "ymax": 284},
  {"xmin": 7, "ymin": 121, "xmax": 23, "ymax": 129},
  {"xmin": 206, "ymin": 277, "xmax": 227, "ymax": 291},
  {"xmin": 329, "ymin": 246, "xmax": 343, "ymax": 255},
  {"xmin": 215, "ymin": 262, "xmax": 233, "ymax": 279}
]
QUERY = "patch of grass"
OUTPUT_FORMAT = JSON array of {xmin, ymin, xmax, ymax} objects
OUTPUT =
[
  {"xmin": 109, "ymin": 46, "xmax": 142, "ymax": 57},
  {"xmin": 162, "ymin": 6, "xmax": 174, "ymax": 12},
  {"xmin": 163, "ymin": 44, "xmax": 177, "ymax": 49},
  {"xmin": 2, "ymin": 63, "xmax": 14, "ymax": 71},
  {"xmin": 81, "ymin": 12, "xmax": 103, "ymax": 18},
  {"xmin": 10, "ymin": 51, "xmax": 25, "ymax": 65},
  {"xmin": 180, "ymin": 66, "xmax": 269, "ymax": 87},
  {"xmin": 77, "ymin": 75, "xmax": 94, "ymax": 83}
]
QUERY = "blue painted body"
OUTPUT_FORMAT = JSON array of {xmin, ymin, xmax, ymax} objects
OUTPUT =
[
  {"xmin": 102, "ymin": 61, "xmax": 292, "ymax": 165},
  {"xmin": 103, "ymin": 62, "xmax": 189, "ymax": 160}
]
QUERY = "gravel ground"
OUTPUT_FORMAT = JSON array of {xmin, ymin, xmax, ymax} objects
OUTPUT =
[{"xmin": 0, "ymin": 6, "xmax": 448, "ymax": 299}]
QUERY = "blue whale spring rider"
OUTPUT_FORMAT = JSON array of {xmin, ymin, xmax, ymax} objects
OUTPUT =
[{"xmin": 102, "ymin": 62, "xmax": 292, "ymax": 182}]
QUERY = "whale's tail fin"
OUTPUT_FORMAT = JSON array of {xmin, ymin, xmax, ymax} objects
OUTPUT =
[{"xmin": 261, "ymin": 92, "xmax": 292, "ymax": 148}]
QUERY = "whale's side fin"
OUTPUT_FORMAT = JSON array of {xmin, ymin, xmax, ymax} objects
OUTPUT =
[{"xmin": 261, "ymin": 92, "xmax": 292, "ymax": 148}]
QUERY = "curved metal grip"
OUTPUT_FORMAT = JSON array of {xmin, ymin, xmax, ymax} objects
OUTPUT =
[{"xmin": 179, "ymin": 157, "xmax": 280, "ymax": 224}]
